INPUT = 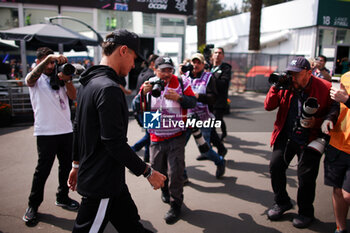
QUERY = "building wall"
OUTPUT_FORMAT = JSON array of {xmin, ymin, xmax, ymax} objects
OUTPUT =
[{"xmin": 185, "ymin": 0, "xmax": 320, "ymax": 57}]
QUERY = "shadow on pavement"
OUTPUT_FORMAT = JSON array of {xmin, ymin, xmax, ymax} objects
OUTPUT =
[
  {"xmin": 227, "ymin": 161, "xmax": 298, "ymax": 189},
  {"xmin": 229, "ymin": 93, "xmax": 265, "ymax": 110},
  {"xmin": 186, "ymin": 166, "xmax": 273, "ymax": 208},
  {"xmin": 224, "ymin": 135, "xmax": 269, "ymax": 159},
  {"xmin": 181, "ymin": 205, "xmax": 282, "ymax": 233},
  {"xmin": 38, "ymin": 213, "xmax": 75, "ymax": 231}
]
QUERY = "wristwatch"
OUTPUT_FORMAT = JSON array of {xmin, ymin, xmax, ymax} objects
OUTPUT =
[
  {"xmin": 143, "ymin": 165, "xmax": 153, "ymax": 178},
  {"xmin": 72, "ymin": 162, "xmax": 79, "ymax": 169}
]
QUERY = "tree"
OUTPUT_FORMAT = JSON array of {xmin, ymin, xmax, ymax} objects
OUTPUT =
[
  {"xmin": 245, "ymin": 0, "xmax": 289, "ymax": 50},
  {"xmin": 188, "ymin": 0, "xmax": 240, "ymax": 25},
  {"xmin": 197, "ymin": 0, "xmax": 207, "ymax": 50},
  {"xmin": 248, "ymin": 0, "xmax": 262, "ymax": 51},
  {"xmin": 242, "ymin": 0, "xmax": 289, "ymax": 12},
  {"xmin": 207, "ymin": 0, "xmax": 240, "ymax": 22}
]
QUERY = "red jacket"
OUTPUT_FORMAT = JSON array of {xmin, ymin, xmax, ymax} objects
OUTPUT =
[{"xmin": 264, "ymin": 75, "xmax": 338, "ymax": 146}]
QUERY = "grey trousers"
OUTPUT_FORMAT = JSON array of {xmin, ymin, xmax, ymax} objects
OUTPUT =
[{"xmin": 150, "ymin": 133, "xmax": 186, "ymax": 207}]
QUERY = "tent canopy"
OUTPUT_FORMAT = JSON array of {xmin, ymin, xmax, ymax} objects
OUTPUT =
[{"xmin": 0, "ymin": 23, "xmax": 99, "ymax": 52}]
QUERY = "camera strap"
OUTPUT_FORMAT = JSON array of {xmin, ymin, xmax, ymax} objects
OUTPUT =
[{"xmin": 295, "ymin": 90, "xmax": 306, "ymax": 121}]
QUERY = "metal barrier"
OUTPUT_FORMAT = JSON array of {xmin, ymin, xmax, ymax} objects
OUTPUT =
[
  {"xmin": 0, "ymin": 79, "xmax": 32, "ymax": 117},
  {"xmin": 225, "ymin": 53, "xmax": 302, "ymax": 93}
]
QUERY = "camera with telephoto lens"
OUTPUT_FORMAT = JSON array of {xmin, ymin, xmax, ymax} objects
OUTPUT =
[
  {"xmin": 300, "ymin": 97, "xmax": 330, "ymax": 155},
  {"xmin": 269, "ymin": 72, "xmax": 292, "ymax": 90},
  {"xmin": 49, "ymin": 62, "xmax": 76, "ymax": 90},
  {"xmin": 148, "ymin": 77, "xmax": 165, "ymax": 98},
  {"xmin": 181, "ymin": 62, "xmax": 193, "ymax": 74},
  {"xmin": 300, "ymin": 97, "xmax": 319, "ymax": 128},
  {"xmin": 189, "ymin": 113, "xmax": 210, "ymax": 154},
  {"xmin": 306, "ymin": 133, "xmax": 330, "ymax": 155},
  {"xmin": 292, "ymin": 97, "xmax": 319, "ymax": 144}
]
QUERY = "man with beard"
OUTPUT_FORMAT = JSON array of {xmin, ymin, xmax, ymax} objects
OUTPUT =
[{"xmin": 23, "ymin": 47, "xmax": 78, "ymax": 224}]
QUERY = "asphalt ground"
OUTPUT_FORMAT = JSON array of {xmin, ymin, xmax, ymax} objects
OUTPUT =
[{"xmin": 0, "ymin": 92, "xmax": 347, "ymax": 233}]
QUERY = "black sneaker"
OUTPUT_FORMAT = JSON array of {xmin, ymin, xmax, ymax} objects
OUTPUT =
[
  {"xmin": 161, "ymin": 191, "xmax": 170, "ymax": 204},
  {"xmin": 164, "ymin": 205, "xmax": 181, "ymax": 224},
  {"xmin": 23, "ymin": 206, "xmax": 38, "ymax": 224},
  {"xmin": 292, "ymin": 214, "xmax": 314, "ymax": 228},
  {"xmin": 267, "ymin": 202, "xmax": 293, "ymax": 220},
  {"xmin": 335, "ymin": 228, "xmax": 348, "ymax": 233},
  {"xmin": 216, "ymin": 159, "xmax": 226, "ymax": 178},
  {"xmin": 218, "ymin": 147, "xmax": 227, "ymax": 157},
  {"xmin": 55, "ymin": 197, "xmax": 80, "ymax": 210}
]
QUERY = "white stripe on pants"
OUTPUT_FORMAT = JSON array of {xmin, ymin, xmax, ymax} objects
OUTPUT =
[{"xmin": 89, "ymin": 198, "xmax": 109, "ymax": 233}]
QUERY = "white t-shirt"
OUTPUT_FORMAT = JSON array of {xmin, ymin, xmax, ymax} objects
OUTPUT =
[{"xmin": 26, "ymin": 73, "xmax": 73, "ymax": 136}]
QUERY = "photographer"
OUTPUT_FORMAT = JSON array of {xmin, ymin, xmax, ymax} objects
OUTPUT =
[
  {"xmin": 23, "ymin": 47, "xmax": 78, "ymax": 224},
  {"xmin": 265, "ymin": 57, "xmax": 339, "ymax": 228},
  {"xmin": 141, "ymin": 56, "xmax": 196, "ymax": 224},
  {"xmin": 184, "ymin": 53, "xmax": 226, "ymax": 178},
  {"xmin": 312, "ymin": 55, "xmax": 332, "ymax": 82},
  {"xmin": 323, "ymin": 71, "xmax": 350, "ymax": 233}
]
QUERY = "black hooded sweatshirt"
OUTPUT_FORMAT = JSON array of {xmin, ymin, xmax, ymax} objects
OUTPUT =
[{"xmin": 73, "ymin": 65, "xmax": 146, "ymax": 198}]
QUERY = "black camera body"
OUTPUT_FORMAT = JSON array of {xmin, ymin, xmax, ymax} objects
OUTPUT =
[
  {"xmin": 181, "ymin": 62, "xmax": 193, "ymax": 74},
  {"xmin": 50, "ymin": 62, "xmax": 76, "ymax": 90},
  {"xmin": 203, "ymin": 44, "xmax": 214, "ymax": 69},
  {"xmin": 269, "ymin": 72, "xmax": 292, "ymax": 90},
  {"xmin": 149, "ymin": 77, "xmax": 165, "ymax": 98}
]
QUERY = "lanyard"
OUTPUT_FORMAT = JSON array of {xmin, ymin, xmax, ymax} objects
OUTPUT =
[{"xmin": 45, "ymin": 76, "xmax": 66, "ymax": 110}]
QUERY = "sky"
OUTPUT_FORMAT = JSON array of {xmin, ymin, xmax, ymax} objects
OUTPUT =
[{"xmin": 219, "ymin": 0, "xmax": 242, "ymax": 10}]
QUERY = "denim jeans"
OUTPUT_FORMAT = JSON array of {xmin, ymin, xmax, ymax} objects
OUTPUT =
[
  {"xmin": 131, "ymin": 130, "xmax": 150, "ymax": 159},
  {"xmin": 185, "ymin": 128, "xmax": 224, "ymax": 165}
]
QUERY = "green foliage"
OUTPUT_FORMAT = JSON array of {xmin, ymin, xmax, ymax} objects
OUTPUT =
[
  {"xmin": 207, "ymin": 0, "xmax": 240, "ymax": 22},
  {"xmin": 189, "ymin": 0, "xmax": 290, "ymax": 24},
  {"xmin": 242, "ymin": 0, "xmax": 290, "ymax": 12}
]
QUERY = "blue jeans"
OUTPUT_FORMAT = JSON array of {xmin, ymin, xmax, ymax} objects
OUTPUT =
[
  {"xmin": 185, "ymin": 127, "xmax": 224, "ymax": 165},
  {"xmin": 131, "ymin": 130, "xmax": 150, "ymax": 159},
  {"xmin": 131, "ymin": 114, "xmax": 150, "ymax": 160}
]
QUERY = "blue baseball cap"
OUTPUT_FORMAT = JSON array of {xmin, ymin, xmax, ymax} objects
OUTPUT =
[{"xmin": 286, "ymin": 57, "xmax": 311, "ymax": 72}]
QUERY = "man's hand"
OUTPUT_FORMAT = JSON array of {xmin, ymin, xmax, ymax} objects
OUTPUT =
[
  {"xmin": 331, "ymin": 83, "xmax": 349, "ymax": 104},
  {"xmin": 49, "ymin": 54, "xmax": 68, "ymax": 65},
  {"xmin": 321, "ymin": 119, "xmax": 334, "ymax": 135},
  {"xmin": 147, "ymin": 170, "xmax": 166, "ymax": 190},
  {"xmin": 164, "ymin": 89, "xmax": 180, "ymax": 101},
  {"xmin": 67, "ymin": 168, "xmax": 78, "ymax": 191},
  {"xmin": 142, "ymin": 81, "xmax": 153, "ymax": 95}
]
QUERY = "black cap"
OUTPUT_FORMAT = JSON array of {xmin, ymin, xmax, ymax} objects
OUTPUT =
[
  {"xmin": 106, "ymin": 29, "xmax": 143, "ymax": 59},
  {"xmin": 286, "ymin": 57, "xmax": 311, "ymax": 72},
  {"xmin": 155, "ymin": 56, "xmax": 174, "ymax": 69}
]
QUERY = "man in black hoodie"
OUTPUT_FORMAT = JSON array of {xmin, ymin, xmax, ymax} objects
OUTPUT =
[{"xmin": 67, "ymin": 29, "xmax": 166, "ymax": 233}]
